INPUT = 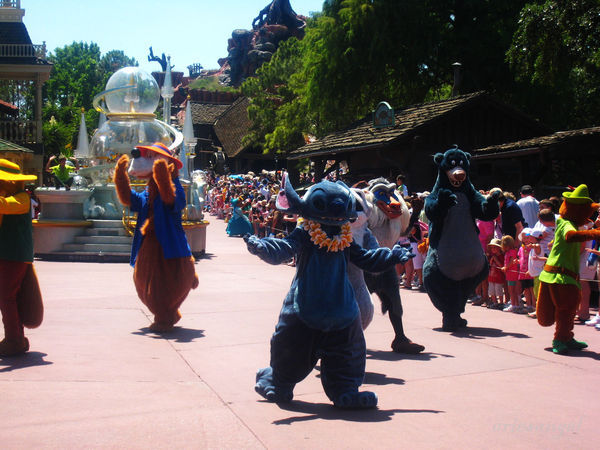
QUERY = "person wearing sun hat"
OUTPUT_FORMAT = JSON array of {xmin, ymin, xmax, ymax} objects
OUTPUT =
[
  {"xmin": 0, "ymin": 159, "xmax": 44, "ymax": 356},
  {"xmin": 537, "ymin": 184, "xmax": 600, "ymax": 354}
]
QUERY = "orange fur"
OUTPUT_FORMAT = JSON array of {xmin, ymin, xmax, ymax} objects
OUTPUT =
[
  {"xmin": 124, "ymin": 156, "xmax": 197, "ymax": 332},
  {"xmin": 152, "ymin": 159, "xmax": 176, "ymax": 206},
  {"xmin": 114, "ymin": 154, "xmax": 132, "ymax": 206},
  {"xmin": 560, "ymin": 201, "xmax": 600, "ymax": 242}
]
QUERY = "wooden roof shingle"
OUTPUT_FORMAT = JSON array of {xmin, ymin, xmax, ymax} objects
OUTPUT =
[
  {"xmin": 213, "ymin": 97, "xmax": 252, "ymax": 158},
  {"xmin": 190, "ymin": 102, "xmax": 231, "ymax": 125},
  {"xmin": 288, "ymin": 92, "xmax": 534, "ymax": 159},
  {"xmin": 472, "ymin": 127, "xmax": 600, "ymax": 157}
]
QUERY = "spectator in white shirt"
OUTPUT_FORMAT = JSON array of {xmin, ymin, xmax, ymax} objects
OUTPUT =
[{"xmin": 516, "ymin": 184, "xmax": 539, "ymax": 228}]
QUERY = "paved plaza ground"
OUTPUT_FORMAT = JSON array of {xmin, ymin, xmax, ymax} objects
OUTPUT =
[{"xmin": 1, "ymin": 217, "xmax": 599, "ymax": 449}]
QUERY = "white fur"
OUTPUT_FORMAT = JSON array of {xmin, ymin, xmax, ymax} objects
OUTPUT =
[
  {"xmin": 128, "ymin": 152, "xmax": 170, "ymax": 179},
  {"xmin": 365, "ymin": 190, "xmax": 410, "ymax": 248}
]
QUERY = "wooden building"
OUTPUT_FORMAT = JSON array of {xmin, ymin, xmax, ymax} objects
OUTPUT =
[
  {"xmin": 185, "ymin": 94, "xmax": 273, "ymax": 174},
  {"xmin": 287, "ymin": 92, "xmax": 551, "ymax": 192},
  {"xmin": 472, "ymin": 127, "xmax": 600, "ymax": 199},
  {"xmin": 0, "ymin": 0, "xmax": 52, "ymax": 181}
]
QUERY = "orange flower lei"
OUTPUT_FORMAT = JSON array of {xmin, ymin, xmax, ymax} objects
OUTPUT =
[{"xmin": 302, "ymin": 220, "xmax": 353, "ymax": 252}]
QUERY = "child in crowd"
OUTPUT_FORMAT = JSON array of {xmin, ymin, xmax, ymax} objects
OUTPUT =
[
  {"xmin": 501, "ymin": 235, "xmax": 523, "ymax": 313},
  {"xmin": 533, "ymin": 208, "xmax": 556, "ymax": 257},
  {"xmin": 585, "ymin": 246, "xmax": 600, "ymax": 328},
  {"xmin": 518, "ymin": 228, "xmax": 536, "ymax": 313},
  {"xmin": 486, "ymin": 238, "xmax": 505, "ymax": 308},
  {"xmin": 526, "ymin": 229, "xmax": 545, "ymax": 318},
  {"xmin": 472, "ymin": 218, "xmax": 495, "ymax": 306},
  {"xmin": 577, "ymin": 220, "xmax": 598, "ymax": 322}
]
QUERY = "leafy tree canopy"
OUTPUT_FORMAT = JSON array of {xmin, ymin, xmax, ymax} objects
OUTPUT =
[
  {"xmin": 507, "ymin": 0, "xmax": 600, "ymax": 128},
  {"xmin": 243, "ymin": 0, "xmax": 531, "ymax": 155},
  {"xmin": 42, "ymin": 42, "xmax": 137, "ymax": 156}
]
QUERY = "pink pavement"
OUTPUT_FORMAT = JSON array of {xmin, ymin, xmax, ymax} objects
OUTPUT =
[{"xmin": 1, "ymin": 217, "xmax": 599, "ymax": 448}]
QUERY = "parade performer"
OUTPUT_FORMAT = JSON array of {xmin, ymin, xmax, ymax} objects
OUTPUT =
[
  {"xmin": 423, "ymin": 147, "xmax": 500, "ymax": 331},
  {"xmin": 244, "ymin": 173, "xmax": 413, "ymax": 408},
  {"xmin": 363, "ymin": 178, "xmax": 425, "ymax": 353},
  {"xmin": 537, "ymin": 184, "xmax": 600, "ymax": 354},
  {"xmin": 348, "ymin": 188, "xmax": 376, "ymax": 329},
  {"xmin": 114, "ymin": 142, "xmax": 198, "ymax": 332},
  {"xmin": 0, "ymin": 159, "xmax": 43, "ymax": 356},
  {"xmin": 226, "ymin": 198, "xmax": 253, "ymax": 236}
]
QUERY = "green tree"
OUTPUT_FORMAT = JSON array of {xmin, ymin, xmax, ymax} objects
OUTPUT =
[
  {"xmin": 42, "ymin": 43, "xmax": 137, "ymax": 156},
  {"xmin": 243, "ymin": 0, "xmax": 529, "ymax": 155},
  {"xmin": 99, "ymin": 50, "xmax": 138, "ymax": 87},
  {"xmin": 242, "ymin": 38, "xmax": 307, "ymax": 154},
  {"xmin": 507, "ymin": 0, "xmax": 600, "ymax": 129},
  {"xmin": 45, "ymin": 42, "xmax": 104, "ymax": 110}
]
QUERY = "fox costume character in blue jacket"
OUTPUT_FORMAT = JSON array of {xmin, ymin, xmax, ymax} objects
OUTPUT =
[
  {"xmin": 423, "ymin": 147, "xmax": 500, "ymax": 331},
  {"xmin": 244, "ymin": 173, "xmax": 413, "ymax": 409}
]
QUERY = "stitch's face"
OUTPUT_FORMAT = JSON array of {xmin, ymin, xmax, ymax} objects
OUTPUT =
[
  {"xmin": 302, "ymin": 181, "xmax": 356, "ymax": 225},
  {"xmin": 434, "ymin": 148, "xmax": 471, "ymax": 190},
  {"xmin": 276, "ymin": 173, "xmax": 357, "ymax": 225}
]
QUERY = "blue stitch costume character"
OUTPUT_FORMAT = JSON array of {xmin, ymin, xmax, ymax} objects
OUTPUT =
[
  {"xmin": 423, "ymin": 147, "xmax": 500, "ymax": 331},
  {"xmin": 244, "ymin": 173, "xmax": 413, "ymax": 409}
]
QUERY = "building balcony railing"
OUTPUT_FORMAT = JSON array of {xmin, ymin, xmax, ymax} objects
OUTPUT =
[
  {"xmin": 0, "ymin": 119, "xmax": 38, "ymax": 144},
  {"xmin": 0, "ymin": 1, "xmax": 21, "ymax": 9},
  {"xmin": 0, "ymin": 43, "xmax": 47, "ymax": 59}
]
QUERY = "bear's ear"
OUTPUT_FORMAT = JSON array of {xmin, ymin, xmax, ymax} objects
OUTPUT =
[
  {"xmin": 463, "ymin": 152, "xmax": 471, "ymax": 161},
  {"xmin": 433, "ymin": 153, "xmax": 444, "ymax": 166}
]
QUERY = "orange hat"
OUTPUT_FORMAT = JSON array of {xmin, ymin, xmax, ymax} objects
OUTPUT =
[{"xmin": 134, "ymin": 142, "xmax": 183, "ymax": 170}]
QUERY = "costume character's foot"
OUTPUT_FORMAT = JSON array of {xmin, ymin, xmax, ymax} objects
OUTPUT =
[
  {"xmin": 149, "ymin": 321, "xmax": 175, "ymax": 333},
  {"xmin": 391, "ymin": 337, "xmax": 425, "ymax": 354},
  {"xmin": 334, "ymin": 391, "xmax": 378, "ymax": 409},
  {"xmin": 255, "ymin": 367, "xmax": 293, "ymax": 403},
  {"xmin": 566, "ymin": 338, "xmax": 588, "ymax": 350},
  {"xmin": 0, "ymin": 337, "xmax": 29, "ymax": 356},
  {"xmin": 442, "ymin": 315, "xmax": 468, "ymax": 332},
  {"xmin": 552, "ymin": 340, "xmax": 569, "ymax": 354},
  {"xmin": 149, "ymin": 310, "xmax": 181, "ymax": 333}
]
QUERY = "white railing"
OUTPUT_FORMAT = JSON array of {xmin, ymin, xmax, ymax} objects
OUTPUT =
[
  {"xmin": 0, "ymin": 1, "xmax": 21, "ymax": 9},
  {"xmin": 0, "ymin": 120, "xmax": 38, "ymax": 144},
  {"xmin": 0, "ymin": 43, "xmax": 46, "ymax": 59}
]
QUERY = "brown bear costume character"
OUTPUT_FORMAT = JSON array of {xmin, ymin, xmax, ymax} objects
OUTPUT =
[
  {"xmin": 114, "ymin": 143, "xmax": 198, "ymax": 332},
  {"xmin": 0, "ymin": 159, "xmax": 43, "ymax": 356},
  {"xmin": 537, "ymin": 184, "xmax": 600, "ymax": 354}
]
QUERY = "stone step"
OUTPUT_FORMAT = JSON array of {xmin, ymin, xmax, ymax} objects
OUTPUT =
[
  {"xmin": 90, "ymin": 219, "xmax": 125, "ymax": 228},
  {"xmin": 74, "ymin": 235, "xmax": 132, "ymax": 245},
  {"xmin": 35, "ymin": 252, "xmax": 130, "ymax": 263},
  {"xmin": 62, "ymin": 243, "xmax": 132, "ymax": 253},
  {"xmin": 84, "ymin": 227, "xmax": 130, "ymax": 237}
]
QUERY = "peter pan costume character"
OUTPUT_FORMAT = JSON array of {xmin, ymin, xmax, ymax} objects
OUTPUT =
[{"xmin": 537, "ymin": 184, "xmax": 600, "ymax": 354}]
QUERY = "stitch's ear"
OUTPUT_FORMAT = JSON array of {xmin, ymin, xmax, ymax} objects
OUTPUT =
[
  {"xmin": 276, "ymin": 172, "xmax": 302, "ymax": 214},
  {"xmin": 433, "ymin": 153, "xmax": 444, "ymax": 166}
]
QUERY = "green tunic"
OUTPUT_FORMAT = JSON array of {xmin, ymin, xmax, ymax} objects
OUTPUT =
[{"xmin": 538, "ymin": 217, "xmax": 580, "ymax": 288}]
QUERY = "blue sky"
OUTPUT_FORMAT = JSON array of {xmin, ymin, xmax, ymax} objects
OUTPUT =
[{"xmin": 24, "ymin": 0, "xmax": 324, "ymax": 76}]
